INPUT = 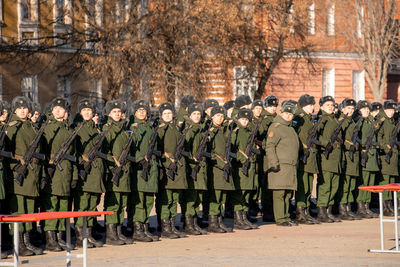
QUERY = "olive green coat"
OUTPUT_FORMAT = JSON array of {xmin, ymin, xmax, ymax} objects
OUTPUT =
[
  {"xmin": 359, "ymin": 116, "xmax": 379, "ymax": 172},
  {"xmin": 265, "ymin": 115, "xmax": 299, "ymax": 190},
  {"xmin": 343, "ymin": 117, "xmax": 360, "ymax": 176},
  {"xmin": 377, "ymin": 114, "xmax": 399, "ymax": 176}
]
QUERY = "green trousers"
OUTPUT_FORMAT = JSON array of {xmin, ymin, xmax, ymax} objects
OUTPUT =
[
  {"xmin": 209, "ymin": 189, "xmax": 227, "ymax": 216},
  {"xmin": 231, "ymin": 190, "xmax": 251, "ymax": 212},
  {"xmin": 132, "ymin": 191, "xmax": 154, "ymax": 224},
  {"xmin": 158, "ymin": 189, "xmax": 180, "ymax": 220},
  {"xmin": 273, "ymin": 189, "xmax": 292, "ymax": 224},
  {"xmin": 104, "ymin": 191, "xmax": 128, "ymax": 225},
  {"xmin": 10, "ymin": 194, "xmax": 35, "ymax": 232},
  {"xmin": 41, "ymin": 193, "xmax": 69, "ymax": 231},
  {"xmin": 183, "ymin": 189, "xmax": 204, "ymax": 217},
  {"xmin": 73, "ymin": 191, "xmax": 100, "ymax": 227},
  {"xmin": 357, "ymin": 171, "xmax": 376, "ymax": 203},
  {"xmin": 379, "ymin": 174, "xmax": 396, "ymax": 201},
  {"xmin": 296, "ymin": 170, "xmax": 314, "ymax": 208},
  {"xmin": 317, "ymin": 171, "xmax": 339, "ymax": 207},
  {"xmin": 261, "ymin": 174, "xmax": 272, "ymax": 212},
  {"xmin": 338, "ymin": 175, "xmax": 357, "ymax": 204}
]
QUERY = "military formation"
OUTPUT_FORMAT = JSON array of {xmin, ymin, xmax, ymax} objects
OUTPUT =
[{"xmin": 0, "ymin": 93, "xmax": 398, "ymax": 258}]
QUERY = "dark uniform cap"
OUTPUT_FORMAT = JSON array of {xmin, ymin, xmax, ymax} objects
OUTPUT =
[
  {"xmin": 281, "ymin": 101, "xmax": 297, "ymax": 115},
  {"xmin": 204, "ymin": 99, "xmax": 219, "ymax": 110},
  {"xmin": 341, "ymin": 98, "xmax": 356, "ymax": 108},
  {"xmin": 159, "ymin": 102, "xmax": 176, "ymax": 116},
  {"xmin": 281, "ymin": 99, "xmax": 298, "ymax": 107},
  {"xmin": 187, "ymin": 103, "xmax": 203, "ymax": 116},
  {"xmin": 298, "ymin": 94, "xmax": 315, "ymax": 108},
  {"xmin": 133, "ymin": 100, "xmax": 150, "ymax": 115},
  {"xmin": 384, "ymin": 100, "xmax": 397, "ymax": 110},
  {"xmin": 50, "ymin": 97, "xmax": 70, "ymax": 111},
  {"xmin": 223, "ymin": 100, "xmax": 235, "ymax": 110},
  {"xmin": 357, "ymin": 100, "xmax": 372, "ymax": 110},
  {"xmin": 180, "ymin": 95, "xmax": 196, "ymax": 109},
  {"xmin": 78, "ymin": 98, "xmax": 95, "ymax": 112},
  {"xmin": 319, "ymin": 95, "xmax": 335, "ymax": 106},
  {"xmin": 105, "ymin": 100, "xmax": 123, "ymax": 115},
  {"xmin": 210, "ymin": 106, "xmax": 226, "ymax": 117},
  {"xmin": 371, "ymin": 102, "xmax": 382, "ymax": 112},
  {"xmin": 237, "ymin": 109, "xmax": 253, "ymax": 120},
  {"xmin": 235, "ymin": 95, "xmax": 252, "ymax": 109},
  {"xmin": 251, "ymin": 100, "xmax": 263, "ymax": 110},
  {"xmin": 263, "ymin": 95, "xmax": 279, "ymax": 107},
  {"xmin": 31, "ymin": 102, "xmax": 41, "ymax": 113},
  {"xmin": 12, "ymin": 96, "xmax": 31, "ymax": 111},
  {"xmin": 1, "ymin": 101, "xmax": 11, "ymax": 113}
]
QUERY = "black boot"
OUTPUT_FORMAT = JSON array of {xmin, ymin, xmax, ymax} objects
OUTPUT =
[
  {"xmin": 317, "ymin": 207, "xmax": 334, "ymax": 223},
  {"xmin": 45, "ymin": 231, "xmax": 62, "ymax": 252},
  {"xmin": 117, "ymin": 225, "xmax": 134, "ymax": 244},
  {"xmin": 17, "ymin": 232, "xmax": 34, "ymax": 256},
  {"xmin": 160, "ymin": 219, "xmax": 179, "ymax": 239},
  {"xmin": 327, "ymin": 206, "xmax": 341, "ymax": 222},
  {"xmin": 383, "ymin": 200, "xmax": 394, "ymax": 216},
  {"xmin": 234, "ymin": 211, "xmax": 251, "ymax": 230},
  {"xmin": 357, "ymin": 202, "xmax": 371, "ymax": 218},
  {"xmin": 207, "ymin": 215, "xmax": 225, "ymax": 233},
  {"xmin": 218, "ymin": 215, "xmax": 233, "ymax": 232},
  {"xmin": 296, "ymin": 206, "xmax": 313, "ymax": 224},
  {"xmin": 170, "ymin": 217, "xmax": 187, "ymax": 238},
  {"xmin": 338, "ymin": 204, "xmax": 354, "ymax": 220},
  {"xmin": 346, "ymin": 203, "xmax": 361, "ymax": 220},
  {"xmin": 305, "ymin": 207, "xmax": 320, "ymax": 224},
  {"xmin": 57, "ymin": 231, "xmax": 74, "ymax": 250},
  {"xmin": 143, "ymin": 223, "xmax": 160, "ymax": 241},
  {"xmin": 23, "ymin": 232, "xmax": 43, "ymax": 255},
  {"xmin": 193, "ymin": 215, "xmax": 207, "ymax": 235},
  {"xmin": 133, "ymin": 222, "xmax": 152, "ymax": 242},
  {"xmin": 93, "ymin": 218, "xmax": 106, "ymax": 233},
  {"xmin": 75, "ymin": 227, "xmax": 94, "ymax": 248},
  {"xmin": 241, "ymin": 211, "xmax": 258, "ymax": 229},
  {"xmin": 106, "ymin": 224, "xmax": 125, "ymax": 246},
  {"xmin": 364, "ymin": 202, "xmax": 378, "ymax": 218},
  {"xmin": 1, "ymin": 250, "xmax": 7, "ymax": 259},
  {"xmin": 87, "ymin": 227, "xmax": 104, "ymax": 247},
  {"xmin": 184, "ymin": 216, "xmax": 201, "ymax": 235}
]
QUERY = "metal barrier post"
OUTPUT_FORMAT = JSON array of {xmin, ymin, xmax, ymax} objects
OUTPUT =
[
  {"xmin": 13, "ymin": 223, "xmax": 18, "ymax": 267},
  {"xmin": 379, "ymin": 192, "xmax": 384, "ymax": 251},
  {"xmin": 66, "ymin": 218, "xmax": 71, "ymax": 267},
  {"xmin": 394, "ymin": 191, "xmax": 399, "ymax": 251},
  {"xmin": 83, "ymin": 217, "xmax": 87, "ymax": 267}
]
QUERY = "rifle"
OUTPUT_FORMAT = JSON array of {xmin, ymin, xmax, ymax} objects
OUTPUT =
[
  {"xmin": 223, "ymin": 121, "xmax": 236, "ymax": 182},
  {"xmin": 323, "ymin": 115, "xmax": 347, "ymax": 159},
  {"xmin": 0, "ymin": 113, "xmax": 14, "ymax": 159},
  {"xmin": 140, "ymin": 118, "xmax": 162, "ymax": 181},
  {"xmin": 110, "ymin": 129, "xmax": 137, "ymax": 186},
  {"xmin": 78, "ymin": 122, "xmax": 113, "ymax": 181},
  {"xmin": 190, "ymin": 122, "xmax": 212, "ymax": 180},
  {"xmin": 384, "ymin": 120, "xmax": 400, "ymax": 164},
  {"xmin": 348, "ymin": 119, "xmax": 363, "ymax": 161},
  {"xmin": 360, "ymin": 120, "xmax": 381, "ymax": 167},
  {"xmin": 166, "ymin": 125, "xmax": 192, "ymax": 181},
  {"xmin": 241, "ymin": 119, "xmax": 262, "ymax": 176},
  {"xmin": 302, "ymin": 115, "xmax": 323, "ymax": 164},
  {"xmin": 14, "ymin": 119, "xmax": 49, "ymax": 185}
]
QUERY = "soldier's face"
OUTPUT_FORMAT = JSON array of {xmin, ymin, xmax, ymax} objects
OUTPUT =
[
  {"xmin": 161, "ymin": 109, "xmax": 174, "ymax": 123},
  {"xmin": 135, "ymin": 108, "xmax": 147, "ymax": 121},
  {"xmin": 212, "ymin": 113, "xmax": 224, "ymax": 126},
  {"xmin": 265, "ymin": 106, "xmax": 277, "ymax": 114},
  {"xmin": 371, "ymin": 110, "xmax": 379, "ymax": 117},
  {"xmin": 359, "ymin": 107, "xmax": 370, "ymax": 118},
  {"xmin": 109, "ymin": 108, "xmax": 122, "ymax": 122},
  {"xmin": 15, "ymin": 107, "xmax": 29, "ymax": 120},
  {"xmin": 227, "ymin": 108, "xmax": 234, "ymax": 118},
  {"xmin": 384, "ymin": 109, "xmax": 395, "ymax": 118},
  {"xmin": 80, "ymin": 108, "xmax": 94, "ymax": 121},
  {"xmin": 342, "ymin": 106, "xmax": 355, "ymax": 117},
  {"xmin": 0, "ymin": 110, "xmax": 8, "ymax": 122},
  {"xmin": 52, "ymin": 106, "xmax": 67, "ymax": 121},
  {"xmin": 303, "ymin": 104, "xmax": 314, "ymax": 114},
  {"xmin": 281, "ymin": 112, "xmax": 294, "ymax": 122},
  {"xmin": 205, "ymin": 107, "xmax": 213, "ymax": 116},
  {"xmin": 31, "ymin": 111, "xmax": 40, "ymax": 123},
  {"xmin": 321, "ymin": 101, "xmax": 334, "ymax": 114},
  {"xmin": 190, "ymin": 111, "xmax": 201, "ymax": 124},
  {"xmin": 238, "ymin": 118, "xmax": 249, "ymax": 127},
  {"xmin": 252, "ymin": 106, "xmax": 262, "ymax": 118}
]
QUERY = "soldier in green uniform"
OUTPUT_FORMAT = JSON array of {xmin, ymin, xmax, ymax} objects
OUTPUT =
[
  {"xmin": 5, "ymin": 97, "xmax": 43, "ymax": 256},
  {"xmin": 130, "ymin": 100, "xmax": 160, "ymax": 242},
  {"xmin": 223, "ymin": 100, "xmax": 235, "ymax": 120},
  {"xmin": 265, "ymin": 101, "xmax": 299, "ymax": 226},
  {"xmin": 176, "ymin": 95, "xmax": 196, "ymax": 128},
  {"xmin": 29, "ymin": 102, "xmax": 41, "ymax": 128},
  {"xmin": 41, "ymin": 97, "xmax": 78, "ymax": 251},
  {"xmin": 371, "ymin": 102, "xmax": 383, "ymax": 119},
  {"xmin": 203, "ymin": 99, "xmax": 219, "ymax": 126},
  {"xmin": 157, "ymin": 102, "xmax": 188, "ymax": 239},
  {"xmin": 293, "ymin": 94, "xmax": 320, "ymax": 224},
  {"xmin": 207, "ymin": 106, "xmax": 235, "ymax": 233},
  {"xmin": 231, "ymin": 109, "xmax": 258, "ymax": 230},
  {"xmin": 103, "ymin": 100, "xmax": 133, "ymax": 245},
  {"xmin": 73, "ymin": 99, "xmax": 105, "ymax": 248}
]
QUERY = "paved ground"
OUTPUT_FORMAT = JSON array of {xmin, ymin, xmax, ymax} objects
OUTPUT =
[{"xmin": 3, "ymin": 216, "xmax": 400, "ymax": 266}]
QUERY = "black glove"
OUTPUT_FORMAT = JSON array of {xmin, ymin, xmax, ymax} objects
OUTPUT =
[
  {"xmin": 270, "ymin": 165, "xmax": 280, "ymax": 173},
  {"xmin": 71, "ymin": 179, "xmax": 78, "ymax": 189},
  {"xmin": 139, "ymin": 159, "xmax": 148, "ymax": 169},
  {"xmin": 223, "ymin": 164, "xmax": 230, "ymax": 174}
]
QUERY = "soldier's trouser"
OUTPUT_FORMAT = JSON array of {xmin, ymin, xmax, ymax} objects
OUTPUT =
[
  {"xmin": 158, "ymin": 189, "xmax": 180, "ymax": 220},
  {"xmin": 261, "ymin": 175, "xmax": 273, "ymax": 212},
  {"xmin": 273, "ymin": 189, "xmax": 291, "ymax": 224},
  {"xmin": 41, "ymin": 193, "xmax": 68, "ymax": 231},
  {"xmin": 380, "ymin": 175, "xmax": 395, "ymax": 201},
  {"xmin": 209, "ymin": 190, "xmax": 227, "ymax": 216},
  {"xmin": 231, "ymin": 190, "xmax": 251, "ymax": 212},
  {"xmin": 356, "ymin": 171, "xmax": 376, "ymax": 203},
  {"xmin": 132, "ymin": 191, "xmax": 154, "ymax": 224},
  {"xmin": 10, "ymin": 194, "xmax": 35, "ymax": 232},
  {"xmin": 339, "ymin": 175, "xmax": 357, "ymax": 204},
  {"xmin": 73, "ymin": 191, "xmax": 100, "ymax": 227},
  {"xmin": 184, "ymin": 189, "xmax": 203, "ymax": 217},
  {"xmin": 104, "ymin": 191, "xmax": 128, "ymax": 225},
  {"xmin": 296, "ymin": 170, "xmax": 314, "ymax": 208},
  {"xmin": 317, "ymin": 171, "xmax": 339, "ymax": 207}
]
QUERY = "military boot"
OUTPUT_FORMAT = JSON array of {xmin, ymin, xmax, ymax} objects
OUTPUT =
[
  {"xmin": 346, "ymin": 203, "xmax": 361, "ymax": 220},
  {"xmin": 296, "ymin": 206, "xmax": 313, "ymax": 224},
  {"xmin": 386, "ymin": 200, "xmax": 395, "ymax": 215},
  {"xmin": 143, "ymin": 223, "xmax": 160, "ymax": 241},
  {"xmin": 184, "ymin": 216, "xmax": 201, "ymax": 235},
  {"xmin": 327, "ymin": 206, "xmax": 341, "ymax": 222},
  {"xmin": 1, "ymin": 250, "xmax": 7, "ymax": 259},
  {"xmin": 338, "ymin": 204, "xmax": 354, "ymax": 220},
  {"xmin": 170, "ymin": 217, "xmax": 187, "ymax": 238},
  {"xmin": 193, "ymin": 215, "xmax": 207, "ymax": 235},
  {"xmin": 317, "ymin": 207, "xmax": 334, "ymax": 223},
  {"xmin": 57, "ymin": 231, "xmax": 74, "ymax": 250},
  {"xmin": 117, "ymin": 225, "xmax": 134, "ymax": 244},
  {"xmin": 160, "ymin": 218, "xmax": 179, "ymax": 239},
  {"xmin": 364, "ymin": 202, "xmax": 378, "ymax": 218},
  {"xmin": 75, "ymin": 227, "xmax": 94, "ymax": 248},
  {"xmin": 133, "ymin": 222, "xmax": 152, "ymax": 242},
  {"xmin": 241, "ymin": 211, "xmax": 259, "ymax": 229},
  {"xmin": 45, "ymin": 231, "xmax": 62, "ymax": 252},
  {"xmin": 218, "ymin": 215, "xmax": 233, "ymax": 232},
  {"xmin": 23, "ymin": 232, "xmax": 43, "ymax": 255},
  {"xmin": 106, "ymin": 224, "xmax": 125, "ymax": 245},
  {"xmin": 87, "ymin": 228, "xmax": 104, "ymax": 247},
  {"xmin": 356, "ymin": 202, "xmax": 370, "ymax": 218},
  {"xmin": 233, "ymin": 211, "xmax": 251, "ymax": 230},
  {"xmin": 207, "ymin": 215, "xmax": 225, "ymax": 233},
  {"xmin": 305, "ymin": 207, "xmax": 320, "ymax": 224},
  {"xmin": 383, "ymin": 200, "xmax": 394, "ymax": 216},
  {"xmin": 17, "ymin": 232, "xmax": 34, "ymax": 256}
]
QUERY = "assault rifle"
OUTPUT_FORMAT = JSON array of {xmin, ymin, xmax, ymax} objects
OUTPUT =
[
  {"xmin": 190, "ymin": 122, "xmax": 212, "ymax": 180},
  {"xmin": 14, "ymin": 119, "xmax": 49, "ymax": 185},
  {"xmin": 323, "ymin": 115, "xmax": 347, "ymax": 159},
  {"xmin": 140, "ymin": 118, "xmax": 162, "ymax": 181},
  {"xmin": 166, "ymin": 125, "xmax": 192, "ymax": 181},
  {"xmin": 302, "ymin": 115, "xmax": 323, "ymax": 164},
  {"xmin": 384, "ymin": 120, "xmax": 400, "ymax": 164},
  {"xmin": 241, "ymin": 119, "xmax": 262, "ymax": 176},
  {"xmin": 348, "ymin": 119, "xmax": 363, "ymax": 161},
  {"xmin": 360, "ymin": 120, "xmax": 381, "ymax": 167},
  {"xmin": 223, "ymin": 122, "xmax": 236, "ymax": 182}
]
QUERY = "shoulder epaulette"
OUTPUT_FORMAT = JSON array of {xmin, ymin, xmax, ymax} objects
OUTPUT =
[
  {"xmin": 159, "ymin": 123, "xmax": 166, "ymax": 128},
  {"xmin": 299, "ymin": 113, "xmax": 304, "ymax": 117},
  {"xmin": 233, "ymin": 127, "xmax": 239, "ymax": 133},
  {"xmin": 273, "ymin": 123, "xmax": 280, "ymax": 128},
  {"xmin": 9, "ymin": 121, "xmax": 19, "ymax": 127},
  {"xmin": 380, "ymin": 117, "xmax": 386, "ymax": 122}
]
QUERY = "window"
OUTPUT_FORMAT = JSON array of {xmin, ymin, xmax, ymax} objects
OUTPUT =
[
  {"xmin": 356, "ymin": 6, "xmax": 363, "ymax": 39},
  {"xmin": 0, "ymin": 0, "xmax": 4, "ymax": 23},
  {"xmin": 233, "ymin": 66, "xmax": 257, "ymax": 100},
  {"xmin": 308, "ymin": 2, "xmax": 315, "ymax": 35},
  {"xmin": 85, "ymin": 0, "xmax": 103, "ymax": 49},
  {"xmin": 327, "ymin": 3, "xmax": 335, "ymax": 36},
  {"xmin": 57, "ymin": 75, "xmax": 71, "ymax": 102},
  {"xmin": 352, "ymin": 70, "xmax": 365, "ymax": 101},
  {"xmin": 322, "ymin": 68, "xmax": 335, "ymax": 97},
  {"xmin": 89, "ymin": 79, "xmax": 103, "ymax": 111},
  {"xmin": 21, "ymin": 75, "xmax": 38, "ymax": 103},
  {"xmin": 18, "ymin": 0, "xmax": 39, "ymax": 44}
]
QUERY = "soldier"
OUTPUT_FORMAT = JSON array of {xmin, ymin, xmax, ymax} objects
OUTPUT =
[
  {"xmin": 231, "ymin": 95, "xmax": 252, "ymax": 119},
  {"xmin": 176, "ymin": 95, "xmax": 196, "ymax": 128},
  {"xmin": 265, "ymin": 101, "xmax": 299, "ymax": 226},
  {"xmin": 207, "ymin": 106, "xmax": 235, "ymax": 233},
  {"xmin": 73, "ymin": 99, "xmax": 105, "ymax": 248},
  {"xmin": 103, "ymin": 100, "xmax": 133, "ymax": 245},
  {"xmin": 293, "ymin": 94, "xmax": 320, "ymax": 224},
  {"xmin": 203, "ymin": 99, "xmax": 219, "ymax": 122},
  {"xmin": 223, "ymin": 100, "xmax": 235, "ymax": 120},
  {"xmin": 157, "ymin": 102, "xmax": 188, "ymax": 239},
  {"xmin": 130, "ymin": 100, "xmax": 160, "ymax": 242},
  {"xmin": 30, "ymin": 102, "xmax": 41, "ymax": 126},
  {"xmin": 371, "ymin": 102, "xmax": 383, "ymax": 119}
]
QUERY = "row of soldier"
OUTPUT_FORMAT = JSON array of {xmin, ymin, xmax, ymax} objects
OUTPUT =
[{"xmin": 0, "ymin": 93, "xmax": 397, "ymax": 259}]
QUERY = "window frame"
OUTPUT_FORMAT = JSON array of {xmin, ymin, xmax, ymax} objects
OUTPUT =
[
  {"xmin": 322, "ymin": 68, "xmax": 335, "ymax": 97},
  {"xmin": 233, "ymin": 65, "xmax": 257, "ymax": 101},
  {"xmin": 352, "ymin": 70, "xmax": 365, "ymax": 101},
  {"xmin": 21, "ymin": 74, "xmax": 39, "ymax": 103}
]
